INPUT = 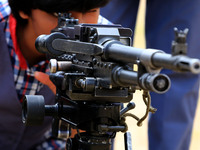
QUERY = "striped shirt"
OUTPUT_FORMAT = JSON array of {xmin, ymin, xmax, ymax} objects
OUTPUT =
[{"xmin": 1, "ymin": 0, "xmax": 49, "ymax": 102}]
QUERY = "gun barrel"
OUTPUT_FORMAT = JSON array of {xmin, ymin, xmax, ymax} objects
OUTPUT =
[
  {"xmin": 104, "ymin": 42, "xmax": 143, "ymax": 63},
  {"xmin": 104, "ymin": 41, "xmax": 200, "ymax": 74},
  {"xmin": 152, "ymin": 53, "xmax": 200, "ymax": 74}
]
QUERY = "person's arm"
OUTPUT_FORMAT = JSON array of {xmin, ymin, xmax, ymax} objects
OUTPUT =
[{"xmin": 34, "ymin": 71, "xmax": 56, "ymax": 94}]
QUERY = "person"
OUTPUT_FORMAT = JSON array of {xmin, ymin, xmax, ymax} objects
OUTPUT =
[
  {"xmin": 0, "ymin": 0, "xmax": 111, "ymax": 149},
  {"xmin": 101, "ymin": 0, "xmax": 200, "ymax": 150}
]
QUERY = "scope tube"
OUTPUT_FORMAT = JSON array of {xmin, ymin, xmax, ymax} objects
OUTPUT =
[
  {"xmin": 112, "ymin": 67, "xmax": 171, "ymax": 94},
  {"xmin": 112, "ymin": 67, "xmax": 138, "ymax": 86}
]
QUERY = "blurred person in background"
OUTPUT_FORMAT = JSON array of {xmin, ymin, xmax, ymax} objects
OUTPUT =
[{"xmin": 101, "ymin": 0, "xmax": 200, "ymax": 150}]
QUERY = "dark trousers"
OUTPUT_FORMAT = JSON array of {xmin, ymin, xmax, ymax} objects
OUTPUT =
[{"xmin": 101, "ymin": 0, "xmax": 200, "ymax": 150}]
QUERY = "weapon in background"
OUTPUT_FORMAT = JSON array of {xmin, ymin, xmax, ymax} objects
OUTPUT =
[{"xmin": 22, "ymin": 13, "xmax": 200, "ymax": 150}]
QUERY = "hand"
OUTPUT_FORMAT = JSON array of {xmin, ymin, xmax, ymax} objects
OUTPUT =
[
  {"xmin": 70, "ymin": 128, "xmax": 85, "ymax": 138},
  {"xmin": 34, "ymin": 71, "xmax": 56, "ymax": 94}
]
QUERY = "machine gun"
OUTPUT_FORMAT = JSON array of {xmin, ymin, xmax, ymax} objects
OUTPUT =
[{"xmin": 22, "ymin": 13, "xmax": 200, "ymax": 150}]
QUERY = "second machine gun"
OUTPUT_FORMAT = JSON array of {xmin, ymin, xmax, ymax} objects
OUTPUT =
[{"xmin": 22, "ymin": 13, "xmax": 200, "ymax": 150}]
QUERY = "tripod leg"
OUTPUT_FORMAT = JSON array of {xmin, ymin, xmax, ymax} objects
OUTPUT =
[{"xmin": 124, "ymin": 132, "xmax": 132, "ymax": 150}]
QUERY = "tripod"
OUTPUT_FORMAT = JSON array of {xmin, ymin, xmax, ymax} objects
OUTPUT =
[{"xmin": 22, "ymin": 95, "xmax": 136, "ymax": 150}]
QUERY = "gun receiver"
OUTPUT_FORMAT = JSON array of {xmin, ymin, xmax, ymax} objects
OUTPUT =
[
  {"xmin": 36, "ymin": 29, "xmax": 200, "ymax": 74},
  {"xmin": 22, "ymin": 14, "xmax": 200, "ymax": 150},
  {"xmin": 35, "ymin": 24, "xmax": 200, "ymax": 101}
]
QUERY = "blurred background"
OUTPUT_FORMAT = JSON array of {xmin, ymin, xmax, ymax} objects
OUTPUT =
[{"xmin": 113, "ymin": 0, "xmax": 200, "ymax": 149}]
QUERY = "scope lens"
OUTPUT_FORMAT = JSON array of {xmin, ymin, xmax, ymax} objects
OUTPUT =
[{"xmin": 153, "ymin": 76, "xmax": 170, "ymax": 92}]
